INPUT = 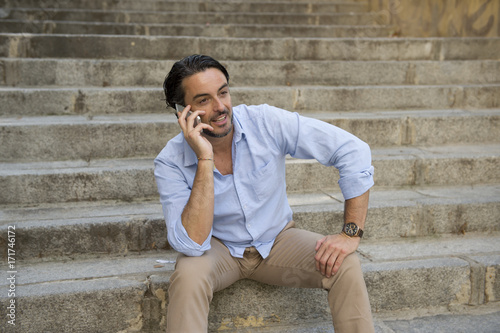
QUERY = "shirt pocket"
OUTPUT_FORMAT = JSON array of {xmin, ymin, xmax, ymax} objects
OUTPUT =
[{"xmin": 250, "ymin": 158, "xmax": 284, "ymax": 201}]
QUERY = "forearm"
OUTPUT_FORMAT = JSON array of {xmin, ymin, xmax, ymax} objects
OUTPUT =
[
  {"xmin": 344, "ymin": 190, "xmax": 370, "ymax": 229},
  {"xmin": 181, "ymin": 160, "xmax": 214, "ymax": 245},
  {"xmin": 315, "ymin": 189, "xmax": 370, "ymax": 277}
]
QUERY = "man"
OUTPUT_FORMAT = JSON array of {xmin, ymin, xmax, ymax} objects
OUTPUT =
[{"xmin": 154, "ymin": 54, "xmax": 375, "ymax": 332}]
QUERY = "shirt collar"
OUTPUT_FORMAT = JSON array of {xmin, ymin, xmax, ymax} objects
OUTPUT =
[{"xmin": 232, "ymin": 110, "xmax": 245, "ymax": 143}]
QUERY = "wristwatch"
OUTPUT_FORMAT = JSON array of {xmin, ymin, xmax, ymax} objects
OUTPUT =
[{"xmin": 342, "ymin": 222, "xmax": 364, "ymax": 238}]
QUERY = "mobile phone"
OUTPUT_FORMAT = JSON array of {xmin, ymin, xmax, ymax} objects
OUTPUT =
[{"xmin": 175, "ymin": 104, "xmax": 200, "ymax": 126}]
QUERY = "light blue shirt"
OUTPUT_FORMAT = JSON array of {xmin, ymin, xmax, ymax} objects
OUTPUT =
[{"xmin": 154, "ymin": 104, "xmax": 374, "ymax": 258}]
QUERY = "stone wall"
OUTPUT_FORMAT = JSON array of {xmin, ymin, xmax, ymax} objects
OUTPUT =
[{"xmin": 366, "ymin": 0, "xmax": 500, "ymax": 37}]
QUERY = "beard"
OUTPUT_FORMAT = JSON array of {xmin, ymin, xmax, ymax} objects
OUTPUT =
[{"xmin": 202, "ymin": 109, "xmax": 233, "ymax": 138}]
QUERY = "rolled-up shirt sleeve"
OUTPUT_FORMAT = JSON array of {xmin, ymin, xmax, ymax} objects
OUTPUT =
[
  {"xmin": 261, "ymin": 105, "xmax": 374, "ymax": 200},
  {"xmin": 154, "ymin": 154, "xmax": 212, "ymax": 257},
  {"xmin": 334, "ymin": 141, "xmax": 374, "ymax": 200}
]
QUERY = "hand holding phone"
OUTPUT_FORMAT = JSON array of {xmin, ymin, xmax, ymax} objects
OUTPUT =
[
  {"xmin": 175, "ymin": 104, "xmax": 201, "ymax": 127},
  {"xmin": 175, "ymin": 104, "xmax": 214, "ymax": 160}
]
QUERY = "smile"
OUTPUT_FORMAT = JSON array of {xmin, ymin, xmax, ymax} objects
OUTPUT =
[
  {"xmin": 203, "ymin": 111, "xmax": 233, "ymax": 138},
  {"xmin": 212, "ymin": 113, "xmax": 227, "ymax": 125}
]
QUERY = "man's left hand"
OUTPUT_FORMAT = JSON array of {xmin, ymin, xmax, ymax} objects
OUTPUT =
[{"xmin": 314, "ymin": 233, "xmax": 360, "ymax": 278}]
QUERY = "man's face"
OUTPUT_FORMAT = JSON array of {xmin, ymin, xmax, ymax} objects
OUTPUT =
[{"xmin": 182, "ymin": 68, "xmax": 233, "ymax": 138}]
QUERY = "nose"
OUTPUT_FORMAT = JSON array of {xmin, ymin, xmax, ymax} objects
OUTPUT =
[{"xmin": 214, "ymin": 97, "xmax": 225, "ymax": 112}]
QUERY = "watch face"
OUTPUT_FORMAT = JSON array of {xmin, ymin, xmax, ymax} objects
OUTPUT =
[{"xmin": 344, "ymin": 222, "xmax": 358, "ymax": 236}]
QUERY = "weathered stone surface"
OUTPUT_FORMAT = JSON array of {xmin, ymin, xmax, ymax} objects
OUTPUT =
[
  {"xmin": 1, "ymin": 185, "xmax": 498, "ymax": 259},
  {"xmin": 1, "ymin": 34, "xmax": 499, "ymax": 61},
  {"xmin": 0, "ymin": 278, "xmax": 147, "ymax": 333},
  {"xmin": 0, "ymin": 0, "xmax": 369, "ymax": 14},
  {"xmin": 0, "ymin": 0, "xmax": 499, "ymax": 331},
  {"xmin": 2, "ymin": 237, "xmax": 498, "ymax": 332},
  {"xmin": 0, "ymin": 145, "xmax": 499, "ymax": 204},
  {"xmin": 3, "ymin": 59, "xmax": 498, "ymax": 88},
  {"xmin": 2, "ymin": 8, "xmax": 380, "ymax": 25},
  {"xmin": 0, "ymin": 20, "xmax": 392, "ymax": 38},
  {"xmin": 2, "ymin": 110, "xmax": 499, "ymax": 162},
  {"xmin": 1, "ymin": 85, "xmax": 499, "ymax": 116},
  {"xmin": 364, "ymin": 257, "xmax": 471, "ymax": 311}
]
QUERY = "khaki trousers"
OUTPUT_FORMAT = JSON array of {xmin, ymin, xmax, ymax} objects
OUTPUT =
[{"xmin": 166, "ymin": 222, "xmax": 374, "ymax": 333}]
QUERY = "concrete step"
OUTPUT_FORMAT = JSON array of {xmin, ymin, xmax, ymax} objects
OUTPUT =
[
  {"xmin": 1, "ymin": 34, "xmax": 498, "ymax": 61},
  {"xmin": 0, "ymin": 19, "xmax": 393, "ymax": 38},
  {"xmin": 1, "ymin": 184, "xmax": 498, "ymax": 260},
  {"xmin": 0, "ymin": 233, "xmax": 498, "ymax": 332},
  {"xmin": 1, "ymin": 84, "xmax": 498, "ymax": 116},
  {"xmin": 0, "ymin": 0, "xmax": 496, "ymax": 331},
  {"xmin": 0, "ymin": 144, "xmax": 498, "ymax": 204},
  {"xmin": 0, "ymin": 0, "xmax": 370, "ymax": 14},
  {"xmin": 2, "ymin": 8, "xmax": 382, "ymax": 25},
  {"xmin": 2, "ymin": 58, "xmax": 499, "ymax": 87},
  {"xmin": 1, "ymin": 110, "xmax": 499, "ymax": 162},
  {"xmin": 373, "ymin": 306, "xmax": 500, "ymax": 333},
  {"xmin": 226, "ymin": 306, "xmax": 500, "ymax": 333}
]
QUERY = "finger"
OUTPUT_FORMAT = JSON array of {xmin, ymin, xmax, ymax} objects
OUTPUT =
[
  {"xmin": 186, "ymin": 123, "xmax": 214, "ymax": 141},
  {"xmin": 187, "ymin": 110, "xmax": 206, "ymax": 129},
  {"xmin": 184, "ymin": 111, "xmax": 197, "ymax": 130},
  {"xmin": 177, "ymin": 105, "xmax": 191, "ymax": 130},
  {"xmin": 316, "ymin": 246, "xmax": 334, "ymax": 276},
  {"xmin": 314, "ymin": 244, "xmax": 326, "ymax": 272},
  {"xmin": 325, "ymin": 252, "xmax": 338, "ymax": 278},
  {"xmin": 331, "ymin": 249, "xmax": 348, "ymax": 275},
  {"xmin": 323, "ymin": 245, "xmax": 344, "ymax": 278},
  {"xmin": 315, "ymin": 236, "xmax": 331, "ymax": 272},
  {"xmin": 320, "ymin": 252, "xmax": 329, "ymax": 276}
]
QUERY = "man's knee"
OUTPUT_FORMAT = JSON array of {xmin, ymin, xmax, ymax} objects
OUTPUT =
[
  {"xmin": 339, "ymin": 252, "xmax": 362, "ymax": 273},
  {"xmin": 170, "ymin": 255, "xmax": 215, "ymax": 294},
  {"xmin": 322, "ymin": 253, "xmax": 363, "ymax": 290}
]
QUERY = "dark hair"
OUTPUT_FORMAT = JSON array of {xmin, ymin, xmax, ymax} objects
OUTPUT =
[{"xmin": 163, "ymin": 54, "xmax": 230, "ymax": 110}]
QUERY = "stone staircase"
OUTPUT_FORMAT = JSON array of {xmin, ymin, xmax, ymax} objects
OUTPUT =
[{"xmin": 0, "ymin": 0, "xmax": 499, "ymax": 332}]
